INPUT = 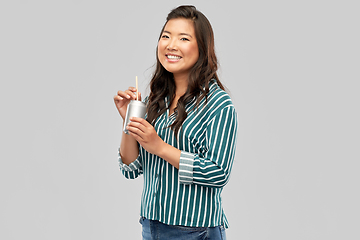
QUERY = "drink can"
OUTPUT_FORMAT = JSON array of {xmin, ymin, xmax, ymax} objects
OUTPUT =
[{"xmin": 123, "ymin": 100, "xmax": 147, "ymax": 134}]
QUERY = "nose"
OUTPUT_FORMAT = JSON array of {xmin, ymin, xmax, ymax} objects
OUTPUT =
[{"xmin": 167, "ymin": 39, "xmax": 177, "ymax": 50}]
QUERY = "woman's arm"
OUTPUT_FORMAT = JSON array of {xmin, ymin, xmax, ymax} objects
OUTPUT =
[
  {"xmin": 114, "ymin": 87, "xmax": 142, "ymax": 165},
  {"xmin": 178, "ymin": 106, "xmax": 238, "ymax": 188},
  {"xmin": 119, "ymin": 128, "xmax": 140, "ymax": 165}
]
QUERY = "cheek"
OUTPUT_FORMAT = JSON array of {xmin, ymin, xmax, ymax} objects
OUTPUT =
[
  {"xmin": 157, "ymin": 40, "xmax": 166, "ymax": 52},
  {"xmin": 189, "ymin": 45, "xmax": 199, "ymax": 61},
  {"xmin": 157, "ymin": 41, "xmax": 168, "ymax": 58},
  {"xmin": 157, "ymin": 43, "xmax": 164, "ymax": 62},
  {"xmin": 157, "ymin": 43, "xmax": 161, "ymax": 55},
  {"xmin": 157, "ymin": 47, "xmax": 160, "ymax": 59}
]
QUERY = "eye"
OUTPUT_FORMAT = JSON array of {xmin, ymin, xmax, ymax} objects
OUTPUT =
[
  {"xmin": 161, "ymin": 35, "xmax": 169, "ymax": 39},
  {"xmin": 180, "ymin": 37, "xmax": 189, "ymax": 41}
]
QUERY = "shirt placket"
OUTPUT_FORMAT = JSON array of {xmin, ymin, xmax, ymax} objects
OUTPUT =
[
  {"xmin": 152, "ymin": 164, "xmax": 161, "ymax": 219},
  {"xmin": 152, "ymin": 110, "xmax": 168, "ymax": 220}
]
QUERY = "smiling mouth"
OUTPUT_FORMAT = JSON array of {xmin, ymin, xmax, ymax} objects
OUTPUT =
[{"xmin": 166, "ymin": 55, "xmax": 182, "ymax": 60}]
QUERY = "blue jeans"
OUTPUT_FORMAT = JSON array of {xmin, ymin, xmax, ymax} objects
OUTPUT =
[{"xmin": 139, "ymin": 217, "xmax": 226, "ymax": 240}]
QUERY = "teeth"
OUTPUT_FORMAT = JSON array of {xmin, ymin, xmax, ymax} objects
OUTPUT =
[{"xmin": 167, "ymin": 55, "xmax": 181, "ymax": 59}]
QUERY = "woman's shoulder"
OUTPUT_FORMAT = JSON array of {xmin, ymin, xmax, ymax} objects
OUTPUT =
[{"xmin": 207, "ymin": 79, "xmax": 234, "ymax": 109}]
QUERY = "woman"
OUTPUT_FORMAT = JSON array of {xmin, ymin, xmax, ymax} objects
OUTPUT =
[{"xmin": 114, "ymin": 5, "xmax": 237, "ymax": 240}]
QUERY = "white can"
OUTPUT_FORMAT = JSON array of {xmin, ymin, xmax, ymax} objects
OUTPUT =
[{"xmin": 123, "ymin": 100, "xmax": 147, "ymax": 134}]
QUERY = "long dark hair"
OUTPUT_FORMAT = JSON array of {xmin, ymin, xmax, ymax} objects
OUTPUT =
[{"xmin": 147, "ymin": 5, "xmax": 225, "ymax": 136}]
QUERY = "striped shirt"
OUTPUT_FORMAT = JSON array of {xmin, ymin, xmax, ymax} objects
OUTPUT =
[{"xmin": 118, "ymin": 79, "xmax": 238, "ymax": 228}]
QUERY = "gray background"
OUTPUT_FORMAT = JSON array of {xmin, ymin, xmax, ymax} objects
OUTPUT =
[{"xmin": 1, "ymin": 0, "xmax": 359, "ymax": 239}]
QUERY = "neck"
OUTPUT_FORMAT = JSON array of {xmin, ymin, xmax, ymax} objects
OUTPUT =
[{"xmin": 173, "ymin": 73, "xmax": 189, "ymax": 96}]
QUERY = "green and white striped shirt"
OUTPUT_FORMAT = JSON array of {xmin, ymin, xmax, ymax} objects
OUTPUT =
[{"xmin": 118, "ymin": 80, "xmax": 238, "ymax": 228}]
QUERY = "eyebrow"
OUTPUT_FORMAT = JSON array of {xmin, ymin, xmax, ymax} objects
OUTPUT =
[{"xmin": 163, "ymin": 30, "xmax": 193, "ymax": 38}]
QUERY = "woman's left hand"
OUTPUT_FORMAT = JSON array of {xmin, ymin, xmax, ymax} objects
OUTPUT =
[{"xmin": 126, "ymin": 117, "xmax": 164, "ymax": 156}]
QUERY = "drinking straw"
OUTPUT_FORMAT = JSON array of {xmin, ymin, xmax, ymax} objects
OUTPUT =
[{"xmin": 136, "ymin": 76, "xmax": 138, "ymax": 101}]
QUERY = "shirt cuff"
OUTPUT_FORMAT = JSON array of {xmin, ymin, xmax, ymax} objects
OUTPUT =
[
  {"xmin": 179, "ymin": 151, "xmax": 194, "ymax": 184},
  {"xmin": 118, "ymin": 148, "xmax": 142, "ymax": 172}
]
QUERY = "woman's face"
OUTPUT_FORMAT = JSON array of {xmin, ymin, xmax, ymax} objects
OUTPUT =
[{"xmin": 157, "ymin": 18, "xmax": 199, "ymax": 79}]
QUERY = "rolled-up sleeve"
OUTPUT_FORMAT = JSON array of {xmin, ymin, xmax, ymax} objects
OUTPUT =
[
  {"xmin": 178, "ymin": 106, "xmax": 237, "ymax": 188},
  {"xmin": 179, "ymin": 151, "xmax": 194, "ymax": 184},
  {"xmin": 118, "ymin": 148, "xmax": 143, "ymax": 179}
]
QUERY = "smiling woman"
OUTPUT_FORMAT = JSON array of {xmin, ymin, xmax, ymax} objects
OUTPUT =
[
  {"xmin": 114, "ymin": 5, "xmax": 237, "ymax": 240},
  {"xmin": 157, "ymin": 18, "xmax": 199, "ymax": 79}
]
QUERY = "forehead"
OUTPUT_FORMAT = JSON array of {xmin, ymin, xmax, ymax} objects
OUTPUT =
[{"xmin": 163, "ymin": 18, "xmax": 195, "ymax": 35}]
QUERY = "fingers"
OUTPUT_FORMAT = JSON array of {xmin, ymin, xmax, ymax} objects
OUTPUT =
[
  {"xmin": 129, "ymin": 117, "xmax": 150, "ymax": 126},
  {"xmin": 127, "ymin": 118, "xmax": 147, "ymax": 132},
  {"xmin": 126, "ymin": 125, "xmax": 144, "ymax": 142},
  {"xmin": 117, "ymin": 90, "xmax": 136, "ymax": 100},
  {"xmin": 113, "ymin": 94, "xmax": 123, "ymax": 102},
  {"xmin": 126, "ymin": 118, "xmax": 151, "ymax": 139},
  {"xmin": 115, "ymin": 87, "xmax": 141, "ymax": 101}
]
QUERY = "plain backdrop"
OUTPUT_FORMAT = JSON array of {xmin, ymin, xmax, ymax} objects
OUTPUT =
[{"xmin": 1, "ymin": 0, "xmax": 359, "ymax": 239}]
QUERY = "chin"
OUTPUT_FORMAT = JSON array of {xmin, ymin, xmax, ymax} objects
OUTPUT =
[{"xmin": 162, "ymin": 66, "xmax": 178, "ymax": 74}]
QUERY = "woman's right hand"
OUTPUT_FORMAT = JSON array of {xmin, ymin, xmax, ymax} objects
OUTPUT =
[{"xmin": 114, "ymin": 87, "xmax": 141, "ymax": 120}]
